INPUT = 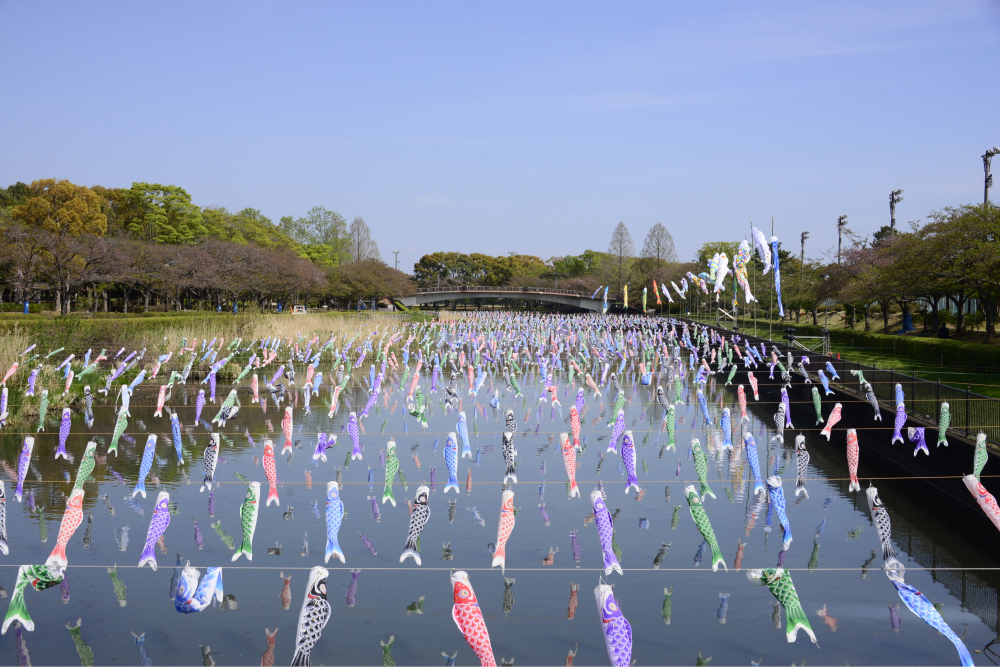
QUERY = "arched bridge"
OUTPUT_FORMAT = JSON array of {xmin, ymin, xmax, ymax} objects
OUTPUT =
[{"xmin": 398, "ymin": 286, "xmax": 603, "ymax": 312}]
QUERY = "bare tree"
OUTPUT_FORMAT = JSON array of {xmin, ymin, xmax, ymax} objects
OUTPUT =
[
  {"xmin": 604, "ymin": 221, "xmax": 635, "ymax": 297},
  {"xmin": 640, "ymin": 222, "xmax": 677, "ymax": 267},
  {"xmin": 348, "ymin": 216, "xmax": 381, "ymax": 263},
  {"xmin": 1, "ymin": 224, "xmax": 45, "ymax": 306}
]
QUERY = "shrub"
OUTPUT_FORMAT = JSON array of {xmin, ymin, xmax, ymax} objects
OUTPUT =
[{"xmin": 0, "ymin": 303, "xmax": 43, "ymax": 313}]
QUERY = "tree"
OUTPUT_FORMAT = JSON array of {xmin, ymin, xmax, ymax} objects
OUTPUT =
[
  {"xmin": 833, "ymin": 237, "xmax": 895, "ymax": 332},
  {"xmin": 922, "ymin": 204, "xmax": 1000, "ymax": 338},
  {"xmin": 872, "ymin": 224, "xmax": 894, "ymax": 248},
  {"xmin": 347, "ymin": 216, "xmax": 381, "ymax": 262},
  {"xmin": 11, "ymin": 179, "xmax": 109, "ymax": 313},
  {"xmin": 329, "ymin": 259, "xmax": 414, "ymax": 307},
  {"xmin": 128, "ymin": 183, "xmax": 205, "ymax": 244},
  {"xmin": 90, "ymin": 185, "xmax": 145, "ymax": 237},
  {"xmin": 413, "ymin": 252, "xmax": 465, "ymax": 287},
  {"xmin": 0, "ymin": 182, "xmax": 31, "ymax": 211},
  {"xmin": 696, "ymin": 241, "xmax": 741, "ymax": 268},
  {"xmin": 641, "ymin": 223, "xmax": 677, "ymax": 267},
  {"xmin": 201, "ymin": 207, "xmax": 300, "ymax": 252},
  {"xmin": 279, "ymin": 206, "xmax": 348, "ymax": 248},
  {"xmin": 603, "ymin": 222, "xmax": 635, "ymax": 297},
  {"xmin": 12, "ymin": 179, "xmax": 108, "ymax": 236},
  {"xmin": 0, "ymin": 224, "xmax": 45, "ymax": 305}
]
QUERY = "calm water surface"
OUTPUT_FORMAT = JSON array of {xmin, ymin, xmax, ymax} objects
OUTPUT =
[{"xmin": 0, "ymin": 361, "xmax": 996, "ymax": 665}]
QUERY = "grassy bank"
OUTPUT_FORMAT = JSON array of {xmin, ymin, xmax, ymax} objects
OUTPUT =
[
  {"xmin": 0, "ymin": 310, "xmax": 426, "ymax": 351},
  {"xmin": 686, "ymin": 315, "xmax": 1000, "ymax": 398},
  {"xmin": 0, "ymin": 310, "xmax": 429, "ymax": 434},
  {"xmin": 688, "ymin": 313, "xmax": 1000, "ymax": 366}
]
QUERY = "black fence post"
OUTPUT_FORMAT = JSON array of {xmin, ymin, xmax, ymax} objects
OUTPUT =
[
  {"xmin": 967, "ymin": 385, "xmax": 971, "ymax": 436},
  {"xmin": 936, "ymin": 380, "xmax": 941, "ymax": 424}
]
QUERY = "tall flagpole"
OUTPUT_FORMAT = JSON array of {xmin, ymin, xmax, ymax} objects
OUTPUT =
[
  {"xmin": 751, "ymin": 221, "xmax": 757, "ymax": 337},
  {"xmin": 769, "ymin": 216, "xmax": 774, "ymax": 341}
]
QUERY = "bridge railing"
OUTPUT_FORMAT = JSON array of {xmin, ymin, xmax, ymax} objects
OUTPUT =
[{"xmin": 414, "ymin": 285, "xmax": 596, "ymax": 298}]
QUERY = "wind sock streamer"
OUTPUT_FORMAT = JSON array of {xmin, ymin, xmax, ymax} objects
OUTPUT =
[
  {"xmin": 324, "ymin": 482, "xmax": 345, "ymax": 564},
  {"xmin": 892, "ymin": 580, "xmax": 973, "ymax": 666},
  {"xmin": 492, "ymin": 489, "xmax": 515, "ymax": 573},
  {"xmin": 766, "ymin": 477, "xmax": 792, "ymax": 550},
  {"xmin": 820, "ymin": 403, "xmax": 843, "ymax": 440},
  {"xmin": 450, "ymin": 571, "xmax": 496, "ymax": 667},
  {"xmin": 292, "ymin": 566, "xmax": 331, "ymax": 667},
  {"xmin": 846, "ymin": 429, "xmax": 860, "ymax": 492},
  {"xmin": 595, "ymin": 579, "xmax": 633, "ymax": 667},
  {"xmin": 963, "ymin": 475, "xmax": 1000, "ymax": 533},
  {"xmin": 865, "ymin": 486, "xmax": 905, "ymax": 579},
  {"xmin": 15, "ymin": 437, "xmax": 34, "ymax": 502},
  {"xmin": 54, "ymin": 408, "xmax": 71, "ymax": 460},
  {"xmin": 348, "ymin": 412, "xmax": 362, "ymax": 460},
  {"xmin": 771, "ymin": 236, "xmax": 784, "ymax": 316},
  {"xmin": 400, "ymin": 486, "xmax": 430, "ymax": 566},
  {"xmin": 684, "ymin": 485, "xmax": 726, "ymax": 571},
  {"xmin": 264, "ymin": 439, "xmax": 279, "ymax": 506},
  {"xmin": 560, "ymin": 433, "xmax": 579, "ymax": 498},
  {"xmin": 170, "ymin": 413, "xmax": 184, "ymax": 464},
  {"xmin": 46, "ymin": 488, "xmax": 85, "ymax": 569},
  {"xmin": 232, "ymin": 482, "xmax": 260, "ymax": 561},
  {"xmin": 383, "ymin": 441, "xmax": 399, "ymax": 507},
  {"xmin": 747, "ymin": 568, "xmax": 816, "ymax": 644},
  {"xmin": 138, "ymin": 492, "xmax": 171, "ymax": 570},
  {"xmin": 445, "ymin": 432, "xmax": 460, "ymax": 494},
  {"xmin": 174, "ymin": 564, "xmax": 223, "ymax": 613},
  {"xmin": 592, "ymin": 489, "xmax": 622, "ymax": 576}
]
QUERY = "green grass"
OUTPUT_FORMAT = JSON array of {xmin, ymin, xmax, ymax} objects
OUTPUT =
[{"xmin": 826, "ymin": 343, "xmax": 1000, "ymax": 399}]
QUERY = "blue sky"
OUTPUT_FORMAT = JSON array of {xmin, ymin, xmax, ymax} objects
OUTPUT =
[{"xmin": 1, "ymin": 1, "xmax": 998, "ymax": 272}]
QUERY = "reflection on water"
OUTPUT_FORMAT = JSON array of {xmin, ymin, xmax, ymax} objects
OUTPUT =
[{"xmin": 0, "ymin": 344, "xmax": 996, "ymax": 665}]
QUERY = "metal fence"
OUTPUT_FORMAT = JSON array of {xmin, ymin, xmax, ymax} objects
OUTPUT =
[
  {"xmin": 935, "ymin": 566, "xmax": 999, "ymax": 636},
  {"xmin": 680, "ymin": 318, "xmax": 1000, "ymax": 446},
  {"xmin": 414, "ymin": 285, "xmax": 595, "ymax": 298}
]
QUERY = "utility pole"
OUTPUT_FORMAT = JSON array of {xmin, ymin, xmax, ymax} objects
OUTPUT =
[
  {"xmin": 984, "ymin": 148, "xmax": 1000, "ymax": 205},
  {"xmin": 392, "ymin": 250, "xmax": 401, "ymax": 270},
  {"xmin": 889, "ymin": 190, "xmax": 903, "ymax": 232},
  {"xmin": 837, "ymin": 215, "xmax": 849, "ymax": 265}
]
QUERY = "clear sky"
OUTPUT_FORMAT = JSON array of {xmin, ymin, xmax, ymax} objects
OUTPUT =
[{"xmin": 2, "ymin": 1, "xmax": 998, "ymax": 272}]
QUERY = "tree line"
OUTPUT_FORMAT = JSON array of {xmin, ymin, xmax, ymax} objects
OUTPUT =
[
  {"xmin": 822, "ymin": 204, "xmax": 1000, "ymax": 338},
  {"xmin": 0, "ymin": 179, "xmax": 413, "ymax": 313},
  {"xmin": 684, "ymin": 205, "xmax": 1000, "ymax": 341},
  {"xmin": 412, "ymin": 221, "xmax": 686, "ymax": 299},
  {"xmin": 410, "ymin": 202, "xmax": 1000, "ymax": 341}
]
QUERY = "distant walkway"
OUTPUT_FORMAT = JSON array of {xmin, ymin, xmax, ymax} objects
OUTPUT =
[{"xmin": 398, "ymin": 286, "xmax": 603, "ymax": 312}]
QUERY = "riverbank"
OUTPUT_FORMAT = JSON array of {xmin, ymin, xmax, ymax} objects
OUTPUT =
[
  {"xmin": 0, "ymin": 310, "xmax": 429, "ymax": 351},
  {"xmin": 0, "ymin": 310, "xmax": 425, "ymax": 433},
  {"xmin": 687, "ymin": 315, "xmax": 1000, "ymax": 398}
]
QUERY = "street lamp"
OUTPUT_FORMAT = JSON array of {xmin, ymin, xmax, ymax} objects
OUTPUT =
[
  {"xmin": 837, "ymin": 215, "xmax": 849, "ymax": 265},
  {"xmin": 984, "ymin": 147, "xmax": 1000, "ymax": 205},
  {"xmin": 798, "ymin": 231, "xmax": 809, "ymax": 323},
  {"xmin": 889, "ymin": 189, "xmax": 904, "ymax": 233}
]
